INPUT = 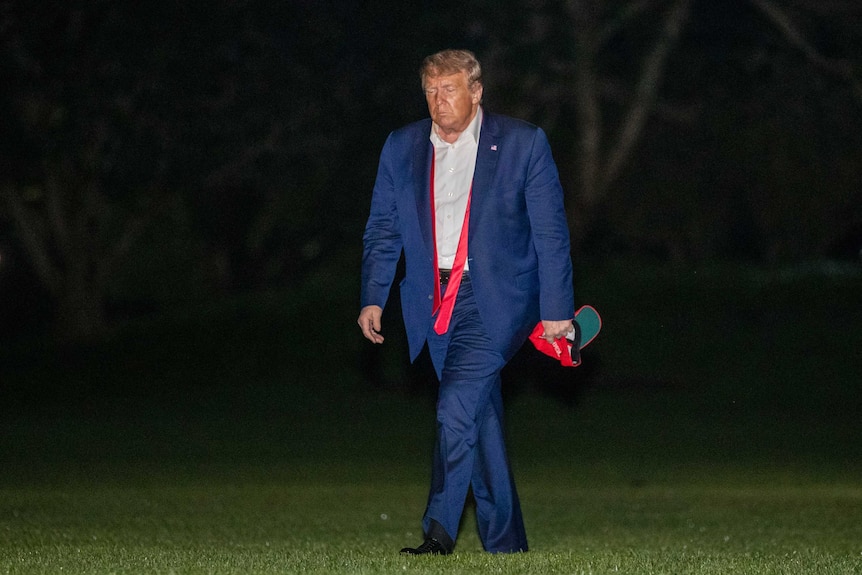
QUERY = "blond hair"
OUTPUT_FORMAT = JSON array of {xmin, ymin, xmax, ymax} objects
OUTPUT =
[{"xmin": 420, "ymin": 49, "xmax": 482, "ymax": 89}]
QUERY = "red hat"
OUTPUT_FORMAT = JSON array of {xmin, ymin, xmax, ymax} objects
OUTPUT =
[{"xmin": 528, "ymin": 321, "xmax": 580, "ymax": 367}]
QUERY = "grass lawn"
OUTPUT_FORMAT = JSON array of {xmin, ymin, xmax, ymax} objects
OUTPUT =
[
  {"xmin": 2, "ymin": 467, "xmax": 861, "ymax": 574},
  {"xmin": 0, "ymin": 450, "xmax": 862, "ymax": 574},
  {"xmin": 1, "ymin": 259, "xmax": 861, "ymax": 573}
]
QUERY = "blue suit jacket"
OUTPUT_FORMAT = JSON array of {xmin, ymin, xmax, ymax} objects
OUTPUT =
[{"xmin": 361, "ymin": 111, "xmax": 574, "ymax": 361}]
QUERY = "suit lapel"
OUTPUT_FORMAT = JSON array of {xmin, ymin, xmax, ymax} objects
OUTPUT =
[
  {"xmin": 413, "ymin": 126, "xmax": 434, "ymax": 261},
  {"xmin": 470, "ymin": 112, "xmax": 501, "ymax": 235}
]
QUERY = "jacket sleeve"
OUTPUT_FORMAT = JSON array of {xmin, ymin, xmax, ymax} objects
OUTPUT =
[
  {"xmin": 360, "ymin": 134, "xmax": 404, "ymax": 310},
  {"xmin": 523, "ymin": 127, "xmax": 574, "ymax": 321}
]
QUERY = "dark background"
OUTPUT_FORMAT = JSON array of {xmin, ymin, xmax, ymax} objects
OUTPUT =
[
  {"xmin": 1, "ymin": 1, "xmax": 861, "ymax": 494},
  {"xmin": 1, "ymin": 0, "xmax": 860, "ymax": 350}
]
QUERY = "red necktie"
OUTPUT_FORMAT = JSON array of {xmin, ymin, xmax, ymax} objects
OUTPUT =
[{"xmin": 429, "ymin": 153, "xmax": 472, "ymax": 335}]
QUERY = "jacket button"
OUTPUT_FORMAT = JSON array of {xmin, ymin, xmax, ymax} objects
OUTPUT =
[{"xmin": 428, "ymin": 294, "xmax": 433, "ymax": 300}]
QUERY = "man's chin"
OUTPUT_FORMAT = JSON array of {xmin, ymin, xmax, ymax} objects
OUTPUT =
[{"xmin": 434, "ymin": 119, "xmax": 458, "ymax": 132}]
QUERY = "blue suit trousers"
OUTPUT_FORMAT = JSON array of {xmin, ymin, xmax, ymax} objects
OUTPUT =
[{"xmin": 423, "ymin": 276, "xmax": 528, "ymax": 553}]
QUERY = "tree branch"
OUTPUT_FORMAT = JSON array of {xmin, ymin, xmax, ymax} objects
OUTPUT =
[
  {"xmin": 43, "ymin": 163, "xmax": 72, "ymax": 263},
  {"xmin": 2, "ymin": 187, "xmax": 62, "ymax": 296},
  {"xmin": 749, "ymin": 0, "xmax": 862, "ymax": 104},
  {"xmin": 603, "ymin": 0, "xmax": 692, "ymax": 192},
  {"xmin": 566, "ymin": 1, "xmax": 604, "ymax": 208},
  {"xmin": 596, "ymin": 0, "xmax": 657, "ymax": 48},
  {"xmin": 203, "ymin": 123, "xmax": 283, "ymax": 189}
]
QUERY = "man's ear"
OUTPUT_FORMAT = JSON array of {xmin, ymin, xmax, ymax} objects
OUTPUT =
[{"xmin": 472, "ymin": 84, "xmax": 483, "ymax": 104}]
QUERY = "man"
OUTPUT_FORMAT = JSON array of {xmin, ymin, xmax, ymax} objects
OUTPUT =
[{"xmin": 358, "ymin": 49, "xmax": 574, "ymax": 555}]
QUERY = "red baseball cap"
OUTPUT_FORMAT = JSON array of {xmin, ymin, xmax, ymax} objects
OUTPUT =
[{"xmin": 528, "ymin": 320, "xmax": 581, "ymax": 367}]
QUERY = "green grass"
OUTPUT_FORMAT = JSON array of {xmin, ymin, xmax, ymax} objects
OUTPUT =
[
  {"xmin": 2, "ymin": 476, "xmax": 861, "ymax": 573},
  {"xmin": 1, "ymin": 259, "xmax": 861, "ymax": 573}
]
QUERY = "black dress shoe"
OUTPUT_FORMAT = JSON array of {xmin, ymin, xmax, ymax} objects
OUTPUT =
[{"xmin": 400, "ymin": 538, "xmax": 451, "ymax": 555}]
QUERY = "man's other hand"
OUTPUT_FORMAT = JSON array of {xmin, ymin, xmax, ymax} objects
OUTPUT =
[{"xmin": 358, "ymin": 305, "xmax": 385, "ymax": 344}]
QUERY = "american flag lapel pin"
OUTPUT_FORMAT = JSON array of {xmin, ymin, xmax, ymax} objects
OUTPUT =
[{"xmin": 490, "ymin": 145, "xmax": 497, "ymax": 151}]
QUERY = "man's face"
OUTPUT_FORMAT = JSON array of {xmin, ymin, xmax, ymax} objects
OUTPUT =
[{"xmin": 423, "ymin": 71, "xmax": 482, "ymax": 139}]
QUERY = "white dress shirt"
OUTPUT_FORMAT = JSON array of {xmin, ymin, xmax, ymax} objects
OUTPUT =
[{"xmin": 430, "ymin": 107, "xmax": 482, "ymax": 271}]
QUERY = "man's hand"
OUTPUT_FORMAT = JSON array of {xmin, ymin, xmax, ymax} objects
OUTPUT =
[
  {"xmin": 358, "ymin": 305, "xmax": 385, "ymax": 344},
  {"xmin": 541, "ymin": 319, "xmax": 573, "ymax": 343}
]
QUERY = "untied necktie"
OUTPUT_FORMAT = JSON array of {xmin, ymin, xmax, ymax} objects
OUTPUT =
[{"xmin": 429, "ymin": 151, "xmax": 472, "ymax": 335}]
